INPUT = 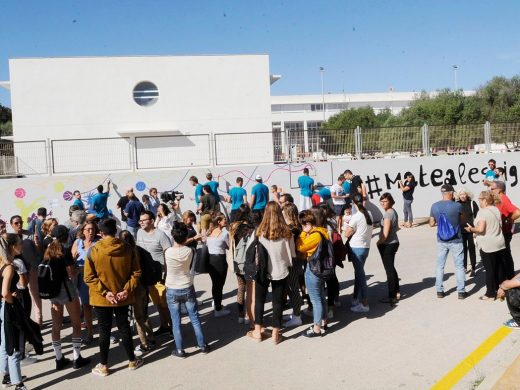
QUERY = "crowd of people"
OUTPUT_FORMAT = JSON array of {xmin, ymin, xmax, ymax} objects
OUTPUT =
[{"xmin": 0, "ymin": 160, "xmax": 518, "ymax": 388}]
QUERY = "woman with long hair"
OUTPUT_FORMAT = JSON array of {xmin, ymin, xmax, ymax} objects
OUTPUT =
[
  {"xmin": 206, "ymin": 212, "xmax": 230, "ymax": 317},
  {"xmin": 155, "ymin": 203, "xmax": 175, "ymax": 240},
  {"xmin": 456, "ymin": 188, "xmax": 479, "ymax": 276},
  {"xmin": 229, "ymin": 204, "xmax": 255, "ymax": 325},
  {"xmin": 296, "ymin": 209, "xmax": 329, "ymax": 338},
  {"xmin": 465, "ymin": 191, "xmax": 506, "ymax": 300},
  {"xmin": 248, "ymin": 201, "xmax": 294, "ymax": 344},
  {"xmin": 118, "ymin": 231, "xmax": 156, "ymax": 356},
  {"xmin": 399, "ymin": 172, "xmax": 416, "ymax": 228},
  {"xmin": 345, "ymin": 194, "xmax": 373, "ymax": 313},
  {"xmin": 0, "ymin": 248, "xmax": 28, "ymax": 390},
  {"xmin": 71, "ymin": 221, "xmax": 99, "ymax": 343},
  {"xmin": 281, "ymin": 202, "xmax": 303, "ymax": 327},
  {"xmin": 44, "ymin": 225, "xmax": 90, "ymax": 370},
  {"xmin": 376, "ymin": 193, "xmax": 400, "ymax": 306},
  {"xmin": 41, "ymin": 218, "xmax": 59, "ymax": 253}
]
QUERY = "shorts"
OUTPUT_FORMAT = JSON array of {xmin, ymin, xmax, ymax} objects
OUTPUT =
[
  {"xmin": 50, "ymin": 279, "xmax": 79, "ymax": 306},
  {"xmin": 334, "ymin": 204, "xmax": 346, "ymax": 217}
]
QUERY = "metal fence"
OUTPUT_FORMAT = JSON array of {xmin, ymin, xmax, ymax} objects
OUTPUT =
[{"xmin": 1, "ymin": 121, "xmax": 519, "ymax": 177}]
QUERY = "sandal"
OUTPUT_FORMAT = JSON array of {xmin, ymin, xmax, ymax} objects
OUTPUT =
[
  {"xmin": 479, "ymin": 295, "xmax": 495, "ymax": 301},
  {"xmin": 246, "ymin": 330, "xmax": 263, "ymax": 342}
]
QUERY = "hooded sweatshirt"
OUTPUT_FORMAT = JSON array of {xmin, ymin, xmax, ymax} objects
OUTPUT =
[
  {"xmin": 84, "ymin": 236, "xmax": 141, "ymax": 307},
  {"xmin": 296, "ymin": 227, "xmax": 329, "ymax": 259}
]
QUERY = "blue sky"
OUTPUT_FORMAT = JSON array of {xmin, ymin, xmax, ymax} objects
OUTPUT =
[{"xmin": 1, "ymin": 1, "xmax": 519, "ymax": 107}]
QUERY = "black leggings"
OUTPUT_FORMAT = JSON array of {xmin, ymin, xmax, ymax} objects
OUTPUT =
[
  {"xmin": 461, "ymin": 232, "xmax": 476, "ymax": 270},
  {"xmin": 377, "ymin": 243, "xmax": 400, "ymax": 299},
  {"xmin": 254, "ymin": 277, "xmax": 287, "ymax": 328},
  {"xmin": 480, "ymin": 249, "xmax": 506, "ymax": 298},
  {"xmin": 326, "ymin": 273, "xmax": 339, "ymax": 306},
  {"xmin": 208, "ymin": 254, "xmax": 228, "ymax": 311},
  {"xmin": 95, "ymin": 306, "xmax": 135, "ymax": 365}
]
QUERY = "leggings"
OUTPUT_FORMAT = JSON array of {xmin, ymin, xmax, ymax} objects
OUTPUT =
[
  {"xmin": 208, "ymin": 254, "xmax": 228, "ymax": 311},
  {"xmin": 287, "ymin": 265, "xmax": 303, "ymax": 316},
  {"xmin": 254, "ymin": 277, "xmax": 286, "ymax": 328},
  {"xmin": 461, "ymin": 232, "xmax": 476, "ymax": 270},
  {"xmin": 480, "ymin": 249, "xmax": 506, "ymax": 298},
  {"xmin": 95, "ymin": 306, "xmax": 135, "ymax": 365},
  {"xmin": 377, "ymin": 243, "xmax": 400, "ymax": 299},
  {"xmin": 326, "ymin": 273, "xmax": 339, "ymax": 306},
  {"xmin": 403, "ymin": 199, "xmax": 413, "ymax": 224}
]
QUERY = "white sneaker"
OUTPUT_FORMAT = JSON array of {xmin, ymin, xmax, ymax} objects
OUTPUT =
[
  {"xmin": 283, "ymin": 315, "xmax": 302, "ymax": 328},
  {"xmin": 181, "ymin": 303, "xmax": 187, "ymax": 314},
  {"xmin": 350, "ymin": 303, "xmax": 369, "ymax": 313},
  {"xmin": 334, "ymin": 297, "xmax": 341, "ymax": 308},
  {"xmin": 328, "ymin": 308, "xmax": 334, "ymax": 319},
  {"xmin": 21, "ymin": 355, "xmax": 38, "ymax": 366},
  {"xmin": 214, "ymin": 308, "xmax": 231, "ymax": 318}
]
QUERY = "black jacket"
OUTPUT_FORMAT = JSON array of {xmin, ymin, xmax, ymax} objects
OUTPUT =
[{"xmin": 2, "ymin": 299, "xmax": 43, "ymax": 356}]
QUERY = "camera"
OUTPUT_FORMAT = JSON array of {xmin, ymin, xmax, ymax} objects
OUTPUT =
[{"xmin": 160, "ymin": 190, "xmax": 184, "ymax": 203}]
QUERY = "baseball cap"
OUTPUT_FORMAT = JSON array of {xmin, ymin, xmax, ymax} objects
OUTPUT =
[
  {"xmin": 440, "ymin": 184, "xmax": 455, "ymax": 193},
  {"xmin": 255, "ymin": 174, "xmax": 262, "ymax": 181},
  {"xmin": 51, "ymin": 225, "xmax": 69, "ymax": 240}
]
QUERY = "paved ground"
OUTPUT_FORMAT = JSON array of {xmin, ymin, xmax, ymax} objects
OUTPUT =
[{"xmin": 18, "ymin": 223, "xmax": 520, "ymax": 390}]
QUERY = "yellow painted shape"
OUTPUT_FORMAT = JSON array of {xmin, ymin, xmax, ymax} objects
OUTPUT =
[{"xmin": 431, "ymin": 326, "xmax": 513, "ymax": 390}]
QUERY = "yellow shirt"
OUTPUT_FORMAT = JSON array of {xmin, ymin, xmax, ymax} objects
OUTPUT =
[{"xmin": 296, "ymin": 227, "xmax": 329, "ymax": 258}]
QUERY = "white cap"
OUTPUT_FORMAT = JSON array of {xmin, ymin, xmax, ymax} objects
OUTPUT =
[{"xmin": 255, "ymin": 174, "xmax": 262, "ymax": 181}]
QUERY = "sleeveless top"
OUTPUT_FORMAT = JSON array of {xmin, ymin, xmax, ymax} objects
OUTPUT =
[
  {"xmin": 0, "ymin": 265, "xmax": 20, "ymax": 295},
  {"xmin": 75, "ymin": 238, "xmax": 99, "ymax": 267}
]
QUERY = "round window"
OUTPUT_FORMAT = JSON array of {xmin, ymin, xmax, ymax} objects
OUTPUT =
[{"xmin": 133, "ymin": 81, "xmax": 159, "ymax": 106}]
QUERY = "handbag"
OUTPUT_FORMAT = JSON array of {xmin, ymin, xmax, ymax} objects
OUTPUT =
[{"xmin": 193, "ymin": 243, "xmax": 210, "ymax": 274}]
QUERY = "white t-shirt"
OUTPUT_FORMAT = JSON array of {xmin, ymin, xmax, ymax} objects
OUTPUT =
[
  {"xmin": 164, "ymin": 246, "xmax": 194, "ymax": 289},
  {"xmin": 348, "ymin": 211, "xmax": 374, "ymax": 249},
  {"xmin": 330, "ymin": 184, "xmax": 346, "ymax": 205},
  {"xmin": 13, "ymin": 258, "xmax": 27, "ymax": 289}
]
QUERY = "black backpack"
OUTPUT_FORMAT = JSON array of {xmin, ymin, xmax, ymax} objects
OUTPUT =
[
  {"xmin": 244, "ymin": 235, "xmax": 268, "ymax": 284},
  {"xmin": 37, "ymin": 260, "xmax": 64, "ymax": 299},
  {"xmin": 308, "ymin": 232, "xmax": 335, "ymax": 281},
  {"xmin": 138, "ymin": 247, "xmax": 163, "ymax": 286}
]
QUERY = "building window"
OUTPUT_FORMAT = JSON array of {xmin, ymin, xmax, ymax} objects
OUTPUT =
[
  {"xmin": 133, "ymin": 81, "xmax": 159, "ymax": 107},
  {"xmin": 311, "ymin": 103, "xmax": 324, "ymax": 112}
]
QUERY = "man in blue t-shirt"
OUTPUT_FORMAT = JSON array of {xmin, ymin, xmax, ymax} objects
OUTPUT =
[
  {"xmin": 91, "ymin": 180, "xmax": 111, "ymax": 219},
  {"xmin": 483, "ymin": 158, "xmax": 497, "ymax": 187},
  {"xmin": 72, "ymin": 190, "xmax": 85, "ymax": 210},
  {"xmin": 204, "ymin": 173, "xmax": 220, "ymax": 204},
  {"xmin": 250, "ymin": 175, "xmax": 269, "ymax": 213},
  {"xmin": 429, "ymin": 183, "xmax": 466, "ymax": 299},
  {"xmin": 189, "ymin": 176, "xmax": 204, "ymax": 208},
  {"xmin": 124, "ymin": 193, "xmax": 145, "ymax": 238},
  {"xmin": 297, "ymin": 167, "xmax": 314, "ymax": 211},
  {"xmin": 227, "ymin": 177, "xmax": 248, "ymax": 222}
]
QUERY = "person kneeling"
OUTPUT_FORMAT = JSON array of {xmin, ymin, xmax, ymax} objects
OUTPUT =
[
  {"xmin": 165, "ymin": 222, "xmax": 210, "ymax": 358},
  {"xmin": 497, "ymin": 273, "xmax": 520, "ymax": 329}
]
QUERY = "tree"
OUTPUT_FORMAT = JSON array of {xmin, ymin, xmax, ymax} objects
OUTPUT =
[{"xmin": 0, "ymin": 104, "xmax": 11, "ymax": 123}]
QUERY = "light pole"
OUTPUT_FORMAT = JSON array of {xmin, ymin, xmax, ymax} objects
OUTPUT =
[
  {"xmin": 320, "ymin": 66, "xmax": 325, "ymax": 122},
  {"xmin": 452, "ymin": 65, "xmax": 459, "ymax": 90}
]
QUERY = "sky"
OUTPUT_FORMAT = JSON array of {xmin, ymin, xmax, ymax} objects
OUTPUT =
[{"xmin": 1, "ymin": 0, "xmax": 520, "ymax": 107}]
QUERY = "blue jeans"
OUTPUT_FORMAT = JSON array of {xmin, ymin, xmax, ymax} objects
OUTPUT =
[
  {"xmin": 166, "ymin": 287, "xmax": 206, "ymax": 351},
  {"xmin": 0, "ymin": 301, "xmax": 22, "ymax": 385},
  {"xmin": 350, "ymin": 247, "xmax": 370, "ymax": 301},
  {"xmin": 304, "ymin": 267, "xmax": 327, "ymax": 326},
  {"xmin": 436, "ymin": 241, "xmax": 466, "ymax": 293},
  {"xmin": 127, "ymin": 225, "xmax": 138, "ymax": 238}
]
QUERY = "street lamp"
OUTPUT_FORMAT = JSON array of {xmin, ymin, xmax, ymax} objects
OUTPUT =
[
  {"xmin": 452, "ymin": 65, "xmax": 459, "ymax": 90},
  {"xmin": 320, "ymin": 67, "xmax": 325, "ymax": 122}
]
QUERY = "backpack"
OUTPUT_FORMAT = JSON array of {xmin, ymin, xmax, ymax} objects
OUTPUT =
[
  {"xmin": 437, "ymin": 213, "xmax": 458, "ymax": 241},
  {"xmin": 328, "ymin": 224, "xmax": 347, "ymax": 268},
  {"xmin": 308, "ymin": 232, "xmax": 335, "ymax": 281},
  {"xmin": 37, "ymin": 260, "xmax": 64, "ymax": 299},
  {"xmin": 138, "ymin": 248, "xmax": 163, "ymax": 286},
  {"xmin": 233, "ymin": 228, "xmax": 255, "ymax": 274},
  {"xmin": 244, "ymin": 234, "xmax": 268, "ymax": 283}
]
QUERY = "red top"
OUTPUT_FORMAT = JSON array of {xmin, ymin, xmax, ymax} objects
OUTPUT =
[{"xmin": 497, "ymin": 194, "xmax": 518, "ymax": 233}]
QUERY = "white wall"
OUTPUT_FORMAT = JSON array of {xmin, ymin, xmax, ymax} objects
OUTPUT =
[
  {"xmin": 1, "ymin": 152, "xmax": 518, "ymax": 228},
  {"xmin": 9, "ymin": 55, "xmax": 272, "ymax": 139}
]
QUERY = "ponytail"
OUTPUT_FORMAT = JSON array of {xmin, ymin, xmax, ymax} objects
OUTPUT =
[
  {"xmin": 44, "ymin": 239, "xmax": 64, "ymax": 261},
  {"xmin": 352, "ymin": 194, "xmax": 372, "ymax": 226}
]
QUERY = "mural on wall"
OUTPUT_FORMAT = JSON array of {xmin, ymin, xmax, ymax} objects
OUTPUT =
[{"xmin": 0, "ymin": 153, "xmax": 518, "ymax": 227}]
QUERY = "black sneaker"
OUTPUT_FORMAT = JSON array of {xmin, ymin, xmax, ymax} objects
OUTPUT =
[
  {"xmin": 171, "ymin": 349, "xmax": 186, "ymax": 359},
  {"xmin": 458, "ymin": 292, "xmax": 468, "ymax": 300},
  {"xmin": 14, "ymin": 384, "xmax": 27, "ymax": 390},
  {"xmin": 2, "ymin": 374, "xmax": 10, "ymax": 387},
  {"xmin": 437, "ymin": 291, "xmax": 445, "ymax": 298},
  {"xmin": 73, "ymin": 356, "xmax": 91, "ymax": 369},
  {"xmin": 302, "ymin": 327, "xmax": 321, "ymax": 338},
  {"xmin": 154, "ymin": 326, "xmax": 172, "ymax": 337},
  {"xmin": 56, "ymin": 356, "xmax": 71, "ymax": 371},
  {"xmin": 199, "ymin": 344, "xmax": 211, "ymax": 354}
]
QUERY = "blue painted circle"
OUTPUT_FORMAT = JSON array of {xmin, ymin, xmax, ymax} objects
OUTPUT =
[{"xmin": 135, "ymin": 181, "xmax": 146, "ymax": 191}]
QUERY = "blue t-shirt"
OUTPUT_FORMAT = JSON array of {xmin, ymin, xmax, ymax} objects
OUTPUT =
[
  {"xmin": 73, "ymin": 198, "xmax": 85, "ymax": 210},
  {"xmin": 194, "ymin": 184, "xmax": 203, "ymax": 206},
  {"xmin": 430, "ymin": 200, "xmax": 462, "ymax": 243},
  {"xmin": 318, "ymin": 187, "xmax": 331, "ymax": 201},
  {"xmin": 485, "ymin": 169, "xmax": 497, "ymax": 182},
  {"xmin": 229, "ymin": 187, "xmax": 247, "ymax": 210},
  {"xmin": 251, "ymin": 183, "xmax": 269, "ymax": 211},
  {"xmin": 124, "ymin": 200, "xmax": 145, "ymax": 228},
  {"xmin": 298, "ymin": 175, "xmax": 314, "ymax": 197},
  {"xmin": 342, "ymin": 181, "xmax": 351, "ymax": 194},
  {"xmin": 205, "ymin": 181, "xmax": 220, "ymax": 203},
  {"xmin": 91, "ymin": 192, "xmax": 109, "ymax": 219}
]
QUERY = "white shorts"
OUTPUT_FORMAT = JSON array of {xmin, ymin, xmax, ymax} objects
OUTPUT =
[{"xmin": 299, "ymin": 196, "xmax": 312, "ymax": 211}]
